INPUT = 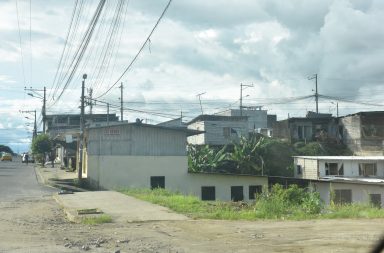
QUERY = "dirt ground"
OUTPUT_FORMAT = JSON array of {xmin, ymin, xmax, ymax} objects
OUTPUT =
[{"xmin": 0, "ymin": 196, "xmax": 383, "ymax": 253}]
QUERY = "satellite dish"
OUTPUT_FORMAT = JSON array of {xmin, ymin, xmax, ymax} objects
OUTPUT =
[{"xmin": 136, "ymin": 118, "xmax": 143, "ymax": 124}]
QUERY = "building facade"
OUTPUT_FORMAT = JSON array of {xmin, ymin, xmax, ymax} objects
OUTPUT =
[
  {"xmin": 85, "ymin": 122, "xmax": 267, "ymax": 201},
  {"xmin": 187, "ymin": 115, "xmax": 248, "ymax": 146},
  {"xmin": 294, "ymin": 156, "xmax": 384, "ymax": 207}
]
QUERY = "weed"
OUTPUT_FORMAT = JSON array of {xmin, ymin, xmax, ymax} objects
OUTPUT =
[{"xmin": 81, "ymin": 214, "xmax": 112, "ymax": 225}]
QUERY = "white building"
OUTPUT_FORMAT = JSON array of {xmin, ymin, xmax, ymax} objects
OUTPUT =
[
  {"xmin": 294, "ymin": 156, "xmax": 384, "ymax": 207},
  {"xmin": 84, "ymin": 122, "xmax": 267, "ymax": 201},
  {"xmin": 187, "ymin": 115, "xmax": 248, "ymax": 146},
  {"xmin": 217, "ymin": 107, "xmax": 268, "ymax": 132}
]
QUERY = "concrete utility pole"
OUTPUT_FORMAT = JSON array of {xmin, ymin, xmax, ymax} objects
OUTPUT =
[
  {"xmin": 119, "ymin": 82, "xmax": 123, "ymax": 121},
  {"xmin": 79, "ymin": 74, "xmax": 87, "ymax": 180},
  {"xmin": 43, "ymin": 86, "xmax": 46, "ymax": 133},
  {"xmin": 107, "ymin": 103, "xmax": 110, "ymax": 126},
  {"xmin": 240, "ymin": 83, "xmax": 253, "ymax": 116},
  {"xmin": 24, "ymin": 86, "xmax": 46, "ymax": 133},
  {"xmin": 88, "ymin": 88, "xmax": 93, "ymax": 114},
  {"xmin": 309, "ymin": 74, "xmax": 318, "ymax": 113},
  {"xmin": 196, "ymin": 92, "xmax": 206, "ymax": 115},
  {"xmin": 21, "ymin": 110, "xmax": 37, "ymax": 139}
]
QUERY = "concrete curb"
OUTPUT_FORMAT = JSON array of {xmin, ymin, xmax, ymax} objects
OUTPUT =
[
  {"xmin": 53, "ymin": 194, "xmax": 104, "ymax": 223},
  {"xmin": 34, "ymin": 166, "xmax": 47, "ymax": 185}
]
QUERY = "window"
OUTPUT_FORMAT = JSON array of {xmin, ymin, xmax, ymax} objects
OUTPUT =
[
  {"xmin": 249, "ymin": 185, "xmax": 262, "ymax": 200},
  {"xmin": 325, "ymin": 163, "xmax": 343, "ymax": 176},
  {"xmin": 296, "ymin": 165, "xmax": 302, "ymax": 175},
  {"xmin": 150, "ymin": 176, "xmax": 165, "ymax": 189},
  {"xmin": 359, "ymin": 163, "xmax": 377, "ymax": 177},
  {"xmin": 231, "ymin": 186, "xmax": 244, "ymax": 202},
  {"xmin": 369, "ymin": 194, "xmax": 381, "ymax": 208},
  {"xmin": 333, "ymin": 189, "xmax": 352, "ymax": 204},
  {"xmin": 223, "ymin": 127, "xmax": 238, "ymax": 138},
  {"xmin": 201, "ymin": 186, "xmax": 215, "ymax": 201}
]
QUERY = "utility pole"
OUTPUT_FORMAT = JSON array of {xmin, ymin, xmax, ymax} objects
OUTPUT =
[
  {"xmin": 43, "ymin": 86, "xmax": 46, "ymax": 133},
  {"xmin": 88, "ymin": 88, "xmax": 93, "ymax": 114},
  {"xmin": 21, "ymin": 110, "xmax": 37, "ymax": 139},
  {"xmin": 107, "ymin": 103, "xmax": 110, "ymax": 126},
  {"xmin": 309, "ymin": 74, "xmax": 318, "ymax": 113},
  {"xmin": 79, "ymin": 74, "xmax": 87, "ymax": 180},
  {"xmin": 119, "ymin": 82, "xmax": 123, "ymax": 121},
  {"xmin": 24, "ymin": 86, "xmax": 46, "ymax": 133},
  {"xmin": 240, "ymin": 83, "xmax": 253, "ymax": 116},
  {"xmin": 196, "ymin": 92, "xmax": 206, "ymax": 115}
]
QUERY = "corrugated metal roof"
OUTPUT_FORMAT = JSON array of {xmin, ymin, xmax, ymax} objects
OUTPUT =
[
  {"xmin": 294, "ymin": 156, "xmax": 384, "ymax": 160},
  {"xmin": 187, "ymin": 114, "xmax": 248, "ymax": 125}
]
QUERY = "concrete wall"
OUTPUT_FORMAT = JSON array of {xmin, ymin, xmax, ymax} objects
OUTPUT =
[
  {"xmin": 87, "ymin": 124, "xmax": 187, "ymax": 156},
  {"xmin": 318, "ymin": 160, "xmax": 384, "ymax": 178},
  {"xmin": 295, "ymin": 157, "xmax": 384, "ymax": 179},
  {"xmin": 187, "ymin": 119, "xmax": 248, "ymax": 146},
  {"xmin": 294, "ymin": 157, "xmax": 318, "ymax": 179},
  {"xmin": 87, "ymin": 155, "xmax": 268, "ymax": 201},
  {"xmin": 313, "ymin": 181, "xmax": 384, "ymax": 207},
  {"xmin": 218, "ymin": 109, "xmax": 268, "ymax": 130}
]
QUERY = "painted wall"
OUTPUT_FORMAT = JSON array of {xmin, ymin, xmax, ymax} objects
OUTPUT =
[
  {"xmin": 187, "ymin": 119, "xmax": 248, "ymax": 145},
  {"xmin": 87, "ymin": 155, "xmax": 268, "ymax": 201},
  {"xmin": 294, "ymin": 157, "xmax": 318, "ymax": 179},
  {"xmin": 295, "ymin": 157, "xmax": 384, "ymax": 179},
  {"xmin": 313, "ymin": 181, "xmax": 384, "ymax": 207},
  {"xmin": 218, "ymin": 109, "xmax": 268, "ymax": 130}
]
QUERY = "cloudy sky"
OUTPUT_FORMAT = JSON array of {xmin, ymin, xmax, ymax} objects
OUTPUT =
[{"xmin": 0, "ymin": 0, "xmax": 383, "ymax": 152}]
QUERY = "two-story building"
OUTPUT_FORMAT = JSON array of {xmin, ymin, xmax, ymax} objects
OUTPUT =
[
  {"xmin": 273, "ymin": 112, "xmax": 339, "ymax": 143},
  {"xmin": 294, "ymin": 156, "xmax": 384, "ymax": 207},
  {"xmin": 187, "ymin": 115, "xmax": 248, "ymax": 146},
  {"xmin": 339, "ymin": 111, "xmax": 384, "ymax": 155},
  {"xmin": 45, "ymin": 113, "xmax": 119, "ymax": 169}
]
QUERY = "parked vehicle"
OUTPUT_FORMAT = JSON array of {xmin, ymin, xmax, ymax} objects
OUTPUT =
[{"xmin": 1, "ymin": 153, "xmax": 12, "ymax": 161}]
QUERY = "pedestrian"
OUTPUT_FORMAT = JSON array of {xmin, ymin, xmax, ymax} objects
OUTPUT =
[{"xmin": 25, "ymin": 153, "xmax": 29, "ymax": 165}]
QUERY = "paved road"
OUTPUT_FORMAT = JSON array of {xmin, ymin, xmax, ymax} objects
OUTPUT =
[{"xmin": 0, "ymin": 158, "xmax": 57, "ymax": 201}]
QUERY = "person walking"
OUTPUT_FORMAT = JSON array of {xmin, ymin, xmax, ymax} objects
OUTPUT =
[{"xmin": 25, "ymin": 153, "xmax": 29, "ymax": 165}]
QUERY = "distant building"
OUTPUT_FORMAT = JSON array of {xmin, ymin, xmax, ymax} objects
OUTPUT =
[
  {"xmin": 216, "ymin": 107, "xmax": 268, "ymax": 132},
  {"xmin": 339, "ymin": 111, "xmax": 384, "ymax": 155},
  {"xmin": 187, "ymin": 115, "xmax": 248, "ymax": 145},
  {"xmin": 273, "ymin": 112, "xmax": 338, "ymax": 142},
  {"xmin": 45, "ymin": 113, "xmax": 119, "ymax": 169}
]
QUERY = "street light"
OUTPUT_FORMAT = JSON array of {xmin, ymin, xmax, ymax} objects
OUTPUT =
[{"xmin": 240, "ymin": 83, "xmax": 253, "ymax": 116}]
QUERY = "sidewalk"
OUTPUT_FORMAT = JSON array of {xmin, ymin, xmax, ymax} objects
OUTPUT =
[{"xmin": 35, "ymin": 165, "xmax": 188, "ymax": 223}]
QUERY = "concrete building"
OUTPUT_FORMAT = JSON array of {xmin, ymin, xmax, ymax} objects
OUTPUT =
[
  {"xmin": 85, "ymin": 122, "xmax": 267, "ymax": 201},
  {"xmin": 339, "ymin": 111, "xmax": 384, "ymax": 155},
  {"xmin": 45, "ymin": 114, "xmax": 119, "ymax": 169},
  {"xmin": 294, "ymin": 156, "xmax": 384, "ymax": 207},
  {"xmin": 217, "ymin": 107, "xmax": 268, "ymax": 132},
  {"xmin": 273, "ymin": 112, "xmax": 338, "ymax": 143},
  {"xmin": 187, "ymin": 115, "xmax": 248, "ymax": 146}
]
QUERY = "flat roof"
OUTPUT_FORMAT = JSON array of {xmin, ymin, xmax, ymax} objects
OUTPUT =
[
  {"xmin": 294, "ymin": 156, "xmax": 384, "ymax": 161},
  {"xmin": 319, "ymin": 176, "xmax": 384, "ymax": 185}
]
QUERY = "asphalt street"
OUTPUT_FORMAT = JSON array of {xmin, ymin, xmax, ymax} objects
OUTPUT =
[{"xmin": 0, "ymin": 157, "xmax": 57, "ymax": 201}]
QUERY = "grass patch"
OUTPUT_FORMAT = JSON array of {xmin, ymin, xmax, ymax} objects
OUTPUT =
[
  {"xmin": 121, "ymin": 186, "xmax": 384, "ymax": 221},
  {"xmin": 81, "ymin": 214, "xmax": 112, "ymax": 225}
]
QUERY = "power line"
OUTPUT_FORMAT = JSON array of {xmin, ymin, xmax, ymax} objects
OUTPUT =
[
  {"xmin": 94, "ymin": 0, "xmax": 172, "ymax": 99},
  {"xmin": 49, "ymin": 0, "xmax": 107, "ymax": 107},
  {"xmin": 15, "ymin": 0, "xmax": 26, "ymax": 87}
]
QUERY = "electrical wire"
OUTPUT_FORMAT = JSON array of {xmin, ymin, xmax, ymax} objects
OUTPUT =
[
  {"xmin": 94, "ymin": 0, "xmax": 172, "ymax": 99},
  {"xmin": 15, "ymin": 0, "xmax": 26, "ymax": 87}
]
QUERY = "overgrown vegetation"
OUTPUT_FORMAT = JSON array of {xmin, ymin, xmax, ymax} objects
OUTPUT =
[
  {"xmin": 121, "ymin": 186, "xmax": 384, "ymax": 220},
  {"xmin": 187, "ymin": 135, "xmax": 351, "ymax": 176},
  {"xmin": 81, "ymin": 214, "xmax": 112, "ymax": 225}
]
